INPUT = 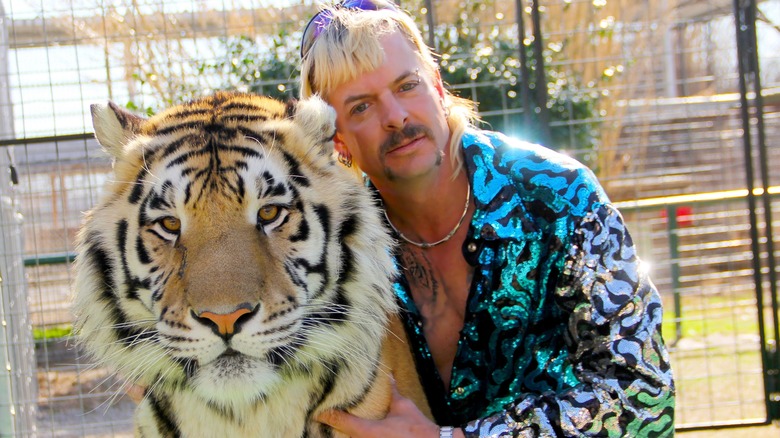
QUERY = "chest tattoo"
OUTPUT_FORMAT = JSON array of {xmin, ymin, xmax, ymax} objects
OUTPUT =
[{"xmin": 398, "ymin": 247, "xmax": 440, "ymax": 301}]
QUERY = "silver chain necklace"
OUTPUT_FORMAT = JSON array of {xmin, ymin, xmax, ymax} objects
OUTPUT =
[{"xmin": 383, "ymin": 186, "xmax": 471, "ymax": 249}]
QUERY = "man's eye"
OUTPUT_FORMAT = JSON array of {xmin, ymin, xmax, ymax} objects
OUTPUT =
[
  {"xmin": 399, "ymin": 80, "xmax": 419, "ymax": 92},
  {"xmin": 350, "ymin": 102, "xmax": 369, "ymax": 115}
]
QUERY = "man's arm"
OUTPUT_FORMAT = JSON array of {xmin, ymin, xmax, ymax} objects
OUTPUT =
[{"xmin": 463, "ymin": 203, "xmax": 675, "ymax": 437}]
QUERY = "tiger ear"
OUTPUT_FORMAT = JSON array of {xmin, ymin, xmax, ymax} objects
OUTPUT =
[
  {"xmin": 90, "ymin": 102, "xmax": 145, "ymax": 159},
  {"xmin": 290, "ymin": 95, "xmax": 337, "ymax": 157}
]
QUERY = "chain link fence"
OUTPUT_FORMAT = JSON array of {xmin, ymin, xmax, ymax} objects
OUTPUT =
[{"xmin": 0, "ymin": 0, "xmax": 779, "ymax": 435}]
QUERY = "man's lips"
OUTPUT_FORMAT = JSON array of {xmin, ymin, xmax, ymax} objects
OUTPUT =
[{"xmin": 387, "ymin": 135, "xmax": 424, "ymax": 154}]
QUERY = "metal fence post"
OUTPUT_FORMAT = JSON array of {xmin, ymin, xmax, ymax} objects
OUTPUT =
[
  {"xmin": 733, "ymin": 0, "xmax": 780, "ymax": 422},
  {"xmin": 666, "ymin": 205, "xmax": 682, "ymax": 346},
  {"xmin": 0, "ymin": 3, "xmax": 38, "ymax": 435}
]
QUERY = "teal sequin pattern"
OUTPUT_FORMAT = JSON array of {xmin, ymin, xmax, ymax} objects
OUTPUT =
[{"xmin": 392, "ymin": 129, "xmax": 674, "ymax": 437}]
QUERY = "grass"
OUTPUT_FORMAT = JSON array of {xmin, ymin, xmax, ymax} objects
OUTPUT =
[
  {"xmin": 659, "ymin": 289, "xmax": 774, "ymax": 427},
  {"xmin": 661, "ymin": 293, "xmax": 760, "ymax": 342},
  {"xmin": 33, "ymin": 324, "xmax": 72, "ymax": 342}
]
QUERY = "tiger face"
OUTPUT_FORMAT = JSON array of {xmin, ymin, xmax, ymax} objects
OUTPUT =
[{"xmin": 73, "ymin": 92, "xmax": 401, "ymax": 434}]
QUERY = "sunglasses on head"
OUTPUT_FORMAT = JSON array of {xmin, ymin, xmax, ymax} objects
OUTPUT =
[{"xmin": 300, "ymin": 0, "xmax": 399, "ymax": 59}]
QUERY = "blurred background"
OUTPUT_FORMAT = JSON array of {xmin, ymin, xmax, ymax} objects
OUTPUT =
[{"xmin": 0, "ymin": 0, "xmax": 778, "ymax": 436}]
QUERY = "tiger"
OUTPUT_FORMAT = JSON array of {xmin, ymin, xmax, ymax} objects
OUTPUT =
[{"xmin": 72, "ymin": 91, "xmax": 430, "ymax": 437}]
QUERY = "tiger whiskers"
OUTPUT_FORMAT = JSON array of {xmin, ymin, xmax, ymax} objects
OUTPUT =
[
  {"xmin": 106, "ymin": 167, "xmax": 162, "ymax": 192},
  {"xmin": 119, "ymin": 345, "xmax": 181, "ymax": 403},
  {"xmin": 299, "ymin": 316, "xmax": 386, "ymax": 349},
  {"xmin": 298, "ymin": 331, "xmax": 389, "ymax": 379},
  {"xmin": 75, "ymin": 325, "xmax": 160, "ymax": 367},
  {"xmin": 104, "ymin": 326, "xmax": 161, "ymax": 350},
  {"xmin": 97, "ymin": 337, "xmax": 168, "ymax": 375},
  {"xmin": 301, "ymin": 300, "xmax": 388, "ymax": 325},
  {"xmin": 283, "ymin": 335, "xmax": 342, "ymax": 376},
  {"xmin": 79, "ymin": 323, "xmax": 156, "ymax": 343},
  {"xmin": 88, "ymin": 341, "xmax": 179, "ymax": 413},
  {"xmin": 110, "ymin": 318, "xmax": 158, "ymax": 328},
  {"xmin": 84, "ymin": 332, "xmax": 171, "ymax": 386},
  {"xmin": 297, "ymin": 320, "xmax": 381, "ymax": 371},
  {"xmin": 269, "ymin": 343, "xmax": 303, "ymax": 373},
  {"xmin": 140, "ymin": 149, "xmax": 159, "ymax": 183}
]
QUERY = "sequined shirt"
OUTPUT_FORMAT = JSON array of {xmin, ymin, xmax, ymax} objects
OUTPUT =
[{"xmin": 390, "ymin": 129, "xmax": 675, "ymax": 437}]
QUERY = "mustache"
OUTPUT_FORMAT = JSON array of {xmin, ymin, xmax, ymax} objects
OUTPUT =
[{"xmin": 380, "ymin": 124, "xmax": 434, "ymax": 154}]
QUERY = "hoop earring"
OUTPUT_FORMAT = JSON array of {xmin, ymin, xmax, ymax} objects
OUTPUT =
[{"xmin": 337, "ymin": 151, "xmax": 353, "ymax": 168}]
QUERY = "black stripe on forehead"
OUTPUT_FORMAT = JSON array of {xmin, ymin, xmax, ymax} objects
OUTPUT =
[
  {"xmin": 161, "ymin": 106, "xmax": 210, "ymax": 120},
  {"xmin": 140, "ymin": 181, "xmax": 175, "ymax": 221},
  {"xmin": 155, "ymin": 121, "xmax": 205, "ymax": 137},
  {"xmin": 220, "ymin": 100, "xmax": 281, "ymax": 116},
  {"xmin": 221, "ymin": 114, "xmax": 274, "ymax": 125},
  {"xmin": 150, "ymin": 95, "xmax": 283, "ymax": 138},
  {"xmin": 182, "ymin": 162, "xmax": 248, "ymax": 205},
  {"xmin": 280, "ymin": 149, "xmax": 310, "ymax": 187},
  {"xmin": 165, "ymin": 137, "xmax": 265, "ymax": 169},
  {"xmin": 236, "ymin": 126, "xmax": 275, "ymax": 146},
  {"xmin": 234, "ymin": 127, "xmax": 304, "ymax": 178},
  {"xmin": 155, "ymin": 133, "xmax": 200, "ymax": 162},
  {"xmin": 148, "ymin": 180, "xmax": 174, "ymax": 210},
  {"xmin": 159, "ymin": 132, "xmax": 266, "ymax": 205},
  {"xmin": 257, "ymin": 170, "xmax": 290, "ymax": 199}
]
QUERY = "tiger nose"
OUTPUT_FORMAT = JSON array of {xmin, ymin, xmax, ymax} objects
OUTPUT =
[{"xmin": 193, "ymin": 305, "xmax": 256, "ymax": 338}]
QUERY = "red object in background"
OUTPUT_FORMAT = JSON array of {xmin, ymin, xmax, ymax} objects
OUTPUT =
[
  {"xmin": 660, "ymin": 206, "xmax": 694, "ymax": 227},
  {"xmin": 676, "ymin": 206, "xmax": 694, "ymax": 227}
]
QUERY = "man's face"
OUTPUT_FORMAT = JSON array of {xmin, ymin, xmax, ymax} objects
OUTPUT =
[{"xmin": 326, "ymin": 31, "xmax": 450, "ymax": 185}]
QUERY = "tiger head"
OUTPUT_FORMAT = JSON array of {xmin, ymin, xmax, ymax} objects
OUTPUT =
[{"xmin": 73, "ymin": 92, "xmax": 396, "ymax": 409}]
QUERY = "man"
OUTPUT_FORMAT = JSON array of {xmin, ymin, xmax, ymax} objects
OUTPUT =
[{"xmin": 300, "ymin": 1, "xmax": 675, "ymax": 437}]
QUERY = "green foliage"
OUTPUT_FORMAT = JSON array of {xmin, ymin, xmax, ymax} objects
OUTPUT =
[
  {"xmin": 439, "ymin": 36, "xmax": 600, "ymax": 158},
  {"xmin": 129, "ymin": 29, "xmax": 301, "ymax": 112},
  {"xmin": 125, "ymin": 98, "xmax": 156, "ymax": 117},
  {"xmin": 127, "ymin": 2, "xmax": 601, "ymax": 165},
  {"xmin": 185, "ymin": 33, "xmax": 301, "ymax": 100},
  {"xmin": 405, "ymin": 0, "xmax": 601, "ymax": 162},
  {"xmin": 33, "ymin": 325, "xmax": 73, "ymax": 341}
]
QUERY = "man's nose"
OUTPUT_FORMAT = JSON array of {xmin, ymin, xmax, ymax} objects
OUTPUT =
[{"xmin": 380, "ymin": 96, "xmax": 408, "ymax": 130}]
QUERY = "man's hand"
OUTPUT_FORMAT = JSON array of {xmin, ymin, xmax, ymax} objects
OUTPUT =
[{"xmin": 316, "ymin": 382, "xmax": 464, "ymax": 438}]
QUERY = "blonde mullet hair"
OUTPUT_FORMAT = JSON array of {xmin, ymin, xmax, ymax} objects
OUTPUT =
[{"xmin": 300, "ymin": 6, "xmax": 479, "ymax": 176}]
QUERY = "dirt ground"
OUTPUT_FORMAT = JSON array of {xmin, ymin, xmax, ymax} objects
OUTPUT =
[
  {"xmin": 679, "ymin": 424, "xmax": 780, "ymax": 437},
  {"xmin": 36, "ymin": 367, "xmax": 134, "ymax": 437},
  {"xmin": 30, "ymin": 333, "xmax": 778, "ymax": 437},
  {"xmin": 34, "ymin": 366, "xmax": 779, "ymax": 437}
]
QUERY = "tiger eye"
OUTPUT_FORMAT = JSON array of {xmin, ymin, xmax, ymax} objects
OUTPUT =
[
  {"xmin": 160, "ymin": 216, "xmax": 181, "ymax": 233},
  {"xmin": 258, "ymin": 206, "xmax": 280, "ymax": 223}
]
